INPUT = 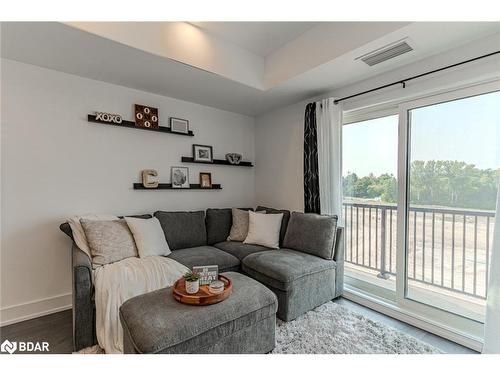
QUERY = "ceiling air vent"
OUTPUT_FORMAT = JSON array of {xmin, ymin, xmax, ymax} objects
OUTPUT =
[{"xmin": 358, "ymin": 40, "xmax": 413, "ymax": 67}]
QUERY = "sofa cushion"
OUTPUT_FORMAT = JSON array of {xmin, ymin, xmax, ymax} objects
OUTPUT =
[
  {"xmin": 66, "ymin": 214, "xmax": 119, "ymax": 259},
  {"xmin": 242, "ymin": 249, "xmax": 336, "ymax": 291},
  {"xmin": 80, "ymin": 219, "xmax": 138, "ymax": 267},
  {"xmin": 244, "ymin": 211, "xmax": 283, "ymax": 249},
  {"xmin": 227, "ymin": 208, "xmax": 253, "ymax": 242},
  {"xmin": 283, "ymin": 212, "xmax": 338, "ymax": 260},
  {"xmin": 256, "ymin": 206, "xmax": 291, "ymax": 247},
  {"xmin": 167, "ymin": 246, "xmax": 240, "ymax": 272},
  {"xmin": 125, "ymin": 217, "xmax": 171, "ymax": 258},
  {"xmin": 61, "ymin": 213, "xmax": 151, "ymax": 242},
  {"xmin": 214, "ymin": 241, "xmax": 271, "ymax": 260},
  {"xmin": 205, "ymin": 208, "xmax": 232, "ymax": 245},
  {"xmin": 154, "ymin": 211, "xmax": 207, "ymax": 250},
  {"xmin": 205, "ymin": 208, "xmax": 252, "ymax": 245}
]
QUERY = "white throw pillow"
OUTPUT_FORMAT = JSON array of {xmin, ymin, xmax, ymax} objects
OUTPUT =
[
  {"xmin": 125, "ymin": 217, "xmax": 171, "ymax": 258},
  {"xmin": 244, "ymin": 211, "xmax": 283, "ymax": 249},
  {"xmin": 227, "ymin": 208, "xmax": 265, "ymax": 242},
  {"xmin": 67, "ymin": 214, "xmax": 118, "ymax": 259}
]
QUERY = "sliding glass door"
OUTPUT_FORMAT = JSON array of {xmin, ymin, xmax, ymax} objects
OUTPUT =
[
  {"xmin": 343, "ymin": 114, "xmax": 399, "ymax": 298},
  {"xmin": 343, "ymin": 80, "xmax": 499, "ymax": 338},
  {"xmin": 401, "ymin": 86, "xmax": 499, "ymax": 322}
]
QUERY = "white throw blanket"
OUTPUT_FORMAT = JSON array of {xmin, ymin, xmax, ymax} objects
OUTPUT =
[{"xmin": 93, "ymin": 256, "xmax": 188, "ymax": 353}]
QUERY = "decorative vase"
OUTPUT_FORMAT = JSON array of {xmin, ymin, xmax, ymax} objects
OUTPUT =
[
  {"xmin": 185, "ymin": 280, "xmax": 200, "ymax": 294},
  {"xmin": 226, "ymin": 153, "xmax": 242, "ymax": 165}
]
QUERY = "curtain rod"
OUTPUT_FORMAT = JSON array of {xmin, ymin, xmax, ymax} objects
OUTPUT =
[{"xmin": 332, "ymin": 50, "xmax": 500, "ymax": 105}]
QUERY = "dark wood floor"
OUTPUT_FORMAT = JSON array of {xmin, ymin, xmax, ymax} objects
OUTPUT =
[
  {"xmin": 0, "ymin": 309, "xmax": 73, "ymax": 354},
  {"xmin": 0, "ymin": 298, "xmax": 476, "ymax": 354}
]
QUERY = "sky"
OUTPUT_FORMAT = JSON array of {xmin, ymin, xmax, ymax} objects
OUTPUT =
[{"xmin": 342, "ymin": 90, "xmax": 500, "ymax": 177}]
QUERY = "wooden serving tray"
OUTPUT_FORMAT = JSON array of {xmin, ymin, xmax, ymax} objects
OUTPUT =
[{"xmin": 172, "ymin": 275, "xmax": 232, "ymax": 305}]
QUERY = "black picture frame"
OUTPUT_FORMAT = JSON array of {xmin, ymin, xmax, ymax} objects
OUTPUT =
[
  {"xmin": 193, "ymin": 144, "xmax": 214, "ymax": 163},
  {"xmin": 169, "ymin": 117, "xmax": 189, "ymax": 134}
]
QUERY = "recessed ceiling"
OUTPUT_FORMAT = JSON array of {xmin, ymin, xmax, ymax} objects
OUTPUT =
[
  {"xmin": 1, "ymin": 22, "xmax": 499, "ymax": 116},
  {"xmin": 191, "ymin": 22, "xmax": 319, "ymax": 57}
]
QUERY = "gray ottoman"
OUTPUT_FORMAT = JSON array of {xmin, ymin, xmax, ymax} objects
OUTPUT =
[{"xmin": 119, "ymin": 272, "xmax": 277, "ymax": 354}]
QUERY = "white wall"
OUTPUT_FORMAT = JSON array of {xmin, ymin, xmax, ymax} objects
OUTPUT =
[
  {"xmin": 0, "ymin": 59, "xmax": 255, "ymax": 325},
  {"xmin": 254, "ymin": 100, "xmax": 306, "ymax": 212},
  {"xmin": 255, "ymin": 33, "xmax": 500, "ymax": 211}
]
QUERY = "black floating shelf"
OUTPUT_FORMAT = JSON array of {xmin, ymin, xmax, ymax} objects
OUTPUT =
[
  {"xmin": 181, "ymin": 156, "xmax": 253, "ymax": 167},
  {"xmin": 133, "ymin": 183, "xmax": 222, "ymax": 190},
  {"xmin": 88, "ymin": 115, "xmax": 194, "ymax": 136}
]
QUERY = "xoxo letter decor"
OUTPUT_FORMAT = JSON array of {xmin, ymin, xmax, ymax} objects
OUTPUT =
[{"xmin": 95, "ymin": 111, "xmax": 123, "ymax": 124}]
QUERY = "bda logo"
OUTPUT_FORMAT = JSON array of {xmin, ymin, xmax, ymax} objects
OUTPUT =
[
  {"xmin": 0, "ymin": 339, "xmax": 49, "ymax": 353},
  {"xmin": 1, "ymin": 339, "xmax": 17, "ymax": 354}
]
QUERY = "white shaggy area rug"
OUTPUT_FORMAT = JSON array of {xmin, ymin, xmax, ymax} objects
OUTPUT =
[
  {"xmin": 77, "ymin": 302, "xmax": 440, "ymax": 354},
  {"xmin": 272, "ymin": 302, "xmax": 440, "ymax": 354}
]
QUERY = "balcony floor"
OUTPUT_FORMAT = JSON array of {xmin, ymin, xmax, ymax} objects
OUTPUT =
[{"xmin": 346, "ymin": 264, "xmax": 486, "ymax": 322}]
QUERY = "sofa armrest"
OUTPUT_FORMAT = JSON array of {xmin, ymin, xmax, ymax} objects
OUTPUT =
[
  {"xmin": 72, "ymin": 244, "xmax": 96, "ymax": 351},
  {"xmin": 73, "ymin": 243, "xmax": 91, "ymax": 270},
  {"xmin": 332, "ymin": 227, "xmax": 344, "ymax": 298},
  {"xmin": 333, "ymin": 227, "xmax": 344, "ymax": 263}
]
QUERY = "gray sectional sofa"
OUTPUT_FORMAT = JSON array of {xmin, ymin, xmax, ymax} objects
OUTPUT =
[{"xmin": 60, "ymin": 206, "xmax": 344, "ymax": 352}]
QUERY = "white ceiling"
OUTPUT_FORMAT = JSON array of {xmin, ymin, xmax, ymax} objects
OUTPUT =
[
  {"xmin": 1, "ymin": 22, "xmax": 499, "ymax": 116},
  {"xmin": 191, "ymin": 22, "xmax": 318, "ymax": 57}
]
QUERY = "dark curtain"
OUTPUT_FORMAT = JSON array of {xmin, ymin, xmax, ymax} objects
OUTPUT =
[{"xmin": 304, "ymin": 102, "xmax": 320, "ymax": 214}]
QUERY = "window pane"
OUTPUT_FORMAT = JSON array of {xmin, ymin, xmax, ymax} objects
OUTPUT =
[
  {"xmin": 343, "ymin": 114, "xmax": 398, "ymax": 296},
  {"xmin": 406, "ymin": 90, "xmax": 500, "ymax": 322}
]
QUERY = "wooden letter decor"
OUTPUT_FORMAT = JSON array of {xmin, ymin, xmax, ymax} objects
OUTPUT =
[
  {"xmin": 134, "ymin": 104, "xmax": 159, "ymax": 129},
  {"xmin": 142, "ymin": 169, "xmax": 159, "ymax": 188},
  {"xmin": 95, "ymin": 111, "xmax": 123, "ymax": 124}
]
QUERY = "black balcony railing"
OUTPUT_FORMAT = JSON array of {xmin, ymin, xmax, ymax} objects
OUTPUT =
[{"xmin": 342, "ymin": 202, "xmax": 495, "ymax": 300}]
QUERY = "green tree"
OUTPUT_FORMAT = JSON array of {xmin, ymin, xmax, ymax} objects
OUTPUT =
[{"xmin": 343, "ymin": 160, "xmax": 499, "ymax": 210}]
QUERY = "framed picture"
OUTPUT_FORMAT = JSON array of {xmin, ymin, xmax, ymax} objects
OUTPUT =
[
  {"xmin": 199, "ymin": 172, "xmax": 212, "ymax": 188},
  {"xmin": 193, "ymin": 144, "xmax": 213, "ymax": 163},
  {"xmin": 171, "ymin": 167, "xmax": 190, "ymax": 188},
  {"xmin": 170, "ymin": 117, "xmax": 189, "ymax": 134}
]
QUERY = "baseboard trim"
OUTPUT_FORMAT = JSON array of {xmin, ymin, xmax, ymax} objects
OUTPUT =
[
  {"xmin": 0, "ymin": 293, "xmax": 72, "ymax": 327},
  {"xmin": 343, "ymin": 288, "xmax": 483, "ymax": 352}
]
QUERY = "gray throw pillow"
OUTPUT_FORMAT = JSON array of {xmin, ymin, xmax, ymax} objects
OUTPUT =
[
  {"xmin": 206, "ymin": 208, "xmax": 253, "ymax": 245},
  {"xmin": 227, "ymin": 208, "xmax": 251, "ymax": 242},
  {"xmin": 81, "ymin": 219, "xmax": 138, "ymax": 267},
  {"xmin": 282, "ymin": 212, "xmax": 338, "ymax": 260}
]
